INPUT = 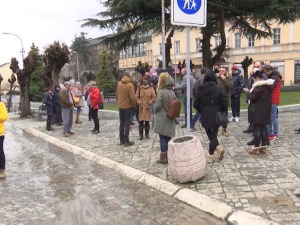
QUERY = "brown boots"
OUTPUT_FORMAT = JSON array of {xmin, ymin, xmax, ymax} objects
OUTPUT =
[
  {"xmin": 156, "ymin": 152, "xmax": 168, "ymax": 164},
  {"xmin": 0, "ymin": 169, "xmax": 6, "ymax": 179},
  {"xmin": 75, "ymin": 113, "xmax": 82, "ymax": 124},
  {"xmin": 248, "ymin": 146, "xmax": 268, "ymax": 155},
  {"xmin": 216, "ymin": 145, "xmax": 225, "ymax": 161}
]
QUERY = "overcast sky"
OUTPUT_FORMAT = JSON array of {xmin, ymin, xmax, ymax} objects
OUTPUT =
[{"xmin": 0, "ymin": 0, "xmax": 110, "ymax": 67}]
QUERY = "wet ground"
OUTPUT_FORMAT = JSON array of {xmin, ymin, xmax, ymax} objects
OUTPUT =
[
  {"xmin": 19, "ymin": 109, "xmax": 300, "ymax": 225},
  {"xmin": 0, "ymin": 122, "xmax": 227, "ymax": 225}
]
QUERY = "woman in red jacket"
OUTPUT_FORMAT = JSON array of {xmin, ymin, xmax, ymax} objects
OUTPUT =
[{"xmin": 88, "ymin": 81, "xmax": 103, "ymax": 134}]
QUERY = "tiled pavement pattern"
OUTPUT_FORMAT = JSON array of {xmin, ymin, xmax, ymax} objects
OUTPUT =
[{"xmin": 12, "ymin": 110, "xmax": 300, "ymax": 225}]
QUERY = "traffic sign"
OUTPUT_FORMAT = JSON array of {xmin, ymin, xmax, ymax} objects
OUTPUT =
[{"xmin": 171, "ymin": 0, "xmax": 207, "ymax": 27}]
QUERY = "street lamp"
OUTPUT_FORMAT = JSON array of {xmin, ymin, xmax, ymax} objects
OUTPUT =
[
  {"xmin": 161, "ymin": 0, "xmax": 166, "ymax": 70},
  {"xmin": 2, "ymin": 32, "xmax": 25, "ymax": 60}
]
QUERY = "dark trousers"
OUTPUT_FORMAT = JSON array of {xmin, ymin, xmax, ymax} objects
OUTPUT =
[
  {"xmin": 46, "ymin": 115, "xmax": 53, "ymax": 130},
  {"xmin": 88, "ymin": 106, "xmax": 92, "ymax": 120},
  {"xmin": 54, "ymin": 105, "xmax": 62, "ymax": 124},
  {"xmin": 0, "ymin": 136, "xmax": 5, "ymax": 169},
  {"xmin": 205, "ymin": 126, "xmax": 219, "ymax": 155},
  {"xmin": 159, "ymin": 135, "xmax": 171, "ymax": 153},
  {"xmin": 231, "ymin": 95, "xmax": 241, "ymax": 117},
  {"xmin": 91, "ymin": 108, "xmax": 99, "ymax": 131},
  {"xmin": 223, "ymin": 107, "xmax": 229, "ymax": 129},
  {"xmin": 119, "ymin": 108, "xmax": 133, "ymax": 142},
  {"xmin": 253, "ymin": 125, "xmax": 268, "ymax": 147}
]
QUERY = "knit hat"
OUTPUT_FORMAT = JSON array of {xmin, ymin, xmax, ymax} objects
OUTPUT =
[
  {"xmin": 231, "ymin": 65, "xmax": 238, "ymax": 71},
  {"xmin": 64, "ymin": 81, "xmax": 71, "ymax": 85}
]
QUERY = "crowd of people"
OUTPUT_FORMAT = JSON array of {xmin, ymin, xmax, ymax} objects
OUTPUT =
[
  {"xmin": 116, "ymin": 60, "xmax": 285, "ymax": 164},
  {"xmin": 42, "ymin": 80, "xmax": 103, "ymax": 137}
]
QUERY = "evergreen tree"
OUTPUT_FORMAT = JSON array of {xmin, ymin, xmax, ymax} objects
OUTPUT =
[
  {"xmin": 96, "ymin": 50, "xmax": 117, "ymax": 92},
  {"xmin": 29, "ymin": 46, "xmax": 44, "ymax": 102},
  {"xmin": 83, "ymin": 0, "xmax": 300, "ymax": 68}
]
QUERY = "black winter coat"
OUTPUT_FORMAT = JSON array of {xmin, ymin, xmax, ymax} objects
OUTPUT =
[
  {"xmin": 248, "ymin": 80, "xmax": 273, "ymax": 125},
  {"xmin": 193, "ymin": 81, "xmax": 228, "ymax": 129},
  {"xmin": 52, "ymin": 90, "xmax": 60, "ymax": 106},
  {"xmin": 43, "ymin": 92, "xmax": 54, "ymax": 115}
]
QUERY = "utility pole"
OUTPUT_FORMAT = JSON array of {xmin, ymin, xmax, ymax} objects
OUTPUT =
[{"xmin": 161, "ymin": 0, "xmax": 166, "ymax": 70}]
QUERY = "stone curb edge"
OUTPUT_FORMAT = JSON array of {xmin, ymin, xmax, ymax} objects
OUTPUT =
[{"xmin": 24, "ymin": 127, "xmax": 281, "ymax": 225}]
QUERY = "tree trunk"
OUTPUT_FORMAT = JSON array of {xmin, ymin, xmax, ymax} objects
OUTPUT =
[
  {"xmin": 51, "ymin": 67, "xmax": 61, "ymax": 90},
  {"xmin": 201, "ymin": 8, "xmax": 226, "ymax": 69},
  {"xmin": 19, "ymin": 84, "xmax": 31, "ymax": 118}
]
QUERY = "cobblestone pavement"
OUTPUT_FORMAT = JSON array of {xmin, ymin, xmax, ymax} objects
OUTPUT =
[
  {"xmin": 1, "ymin": 121, "xmax": 227, "ymax": 225},
  {"xmin": 9, "ymin": 110, "xmax": 300, "ymax": 225}
]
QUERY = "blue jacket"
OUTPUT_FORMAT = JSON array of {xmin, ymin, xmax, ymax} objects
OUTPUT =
[{"xmin": 231, "ymin": 70, "xmax": 245, "ymax": 96}]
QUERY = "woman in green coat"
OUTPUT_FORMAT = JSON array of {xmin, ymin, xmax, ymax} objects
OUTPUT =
[{"xmin": 154, "ymin": 73, "xmax": 176, "ymax": 164}]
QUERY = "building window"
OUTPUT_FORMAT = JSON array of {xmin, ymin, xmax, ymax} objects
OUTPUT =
[
  {"xmin": 247, "ymin": 35, "xmax": 255, "ymax": 47},
  {"xmin": 195, "ymin": 38, "xmax": 201, "ymax": 52},
  {"xmin": 234, "ymin": 33, "xmax": 241, "ymax": 48},
  {"xmin": 175, "ymin": 41, "xmax": 180, "ymax": 54},
  {"xmin": 273, "ymin": 28, "xmax": 281, "ymax": 45},
  {"xmin": 159, "ymin": 43, "xmax": 162, "ymax": 55},
  {"xmin": 215, "ymin": 36, "xmax": 221, "ymax": 47}
]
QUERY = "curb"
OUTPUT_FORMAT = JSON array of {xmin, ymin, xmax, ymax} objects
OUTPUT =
[{"xmin": 24, "ymin": 127, "xmax": 281, "ymax": 225}]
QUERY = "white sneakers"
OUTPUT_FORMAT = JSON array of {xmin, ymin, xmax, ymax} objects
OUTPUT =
[{"xmin": 229, "ymin": 117, "xmax": 240, "ymax": 122}]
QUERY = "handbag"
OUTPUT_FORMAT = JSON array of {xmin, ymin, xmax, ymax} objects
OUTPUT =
[
  {"xmin": 73, "ymin": 96, "xmax": 80, "ymax": 104},
  {"xmin": 211, "ymin": 100, "xmax": 229, "ymax": 127}
]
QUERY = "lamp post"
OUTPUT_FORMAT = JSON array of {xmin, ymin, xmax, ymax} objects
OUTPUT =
[{"xmin": 2, "ymin": 32, "xmax": 25, "ymax": 61}]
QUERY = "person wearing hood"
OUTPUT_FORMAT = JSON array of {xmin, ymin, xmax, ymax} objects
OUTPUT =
[
  {"xmin": 230, "ymin": 65, "xmax": 245, "ymax": 122},
  {"xmin": 244, "ymin": 71, "xmax": 274, "ymax": 155},
  {"xmin": 154, "ymin": 72, "xmax": 176, "ymax": 164},
  {"xmin": 53, "ymin": 84, "xmax": 62, "ymax": 126},
  {"xmin": 116, "ymin": 71, "xmax": 137, "ymax": 147},
  {"xmin": 193, "ymin": 70, "xmax": 228, "ymax": 163}
]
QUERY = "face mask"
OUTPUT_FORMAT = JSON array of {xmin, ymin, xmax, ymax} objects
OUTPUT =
[{"xmin": 142, "ymin": 81, "xmax": 148, "ymax": 86}]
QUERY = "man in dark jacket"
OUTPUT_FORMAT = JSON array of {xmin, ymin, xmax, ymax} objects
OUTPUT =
[
  {"xmin": 53, "ymin": 84, "xmax": 62, "ymax": 126},
  {"xmin": 230, "ymin": 66, "xmax": 245, "ymax": 122},
  {"xmin": 193, "ymin": 70, "xmax": 228, "ymax": 163},
  {"xmin": 43, "ymin": 88, "xmax": 54, "ymax": 131}
]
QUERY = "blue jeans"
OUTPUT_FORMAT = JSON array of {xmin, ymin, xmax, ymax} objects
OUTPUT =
[
  {"xmin": 183, "ymin": 97, "xmax": 193, "ymax": 125},
  {"xmin": 191, "ymin": 111, "xmax": 201, "ymax": 129},
  {"xmin": 159, "ymin": 135, "xmax": 171, "ymax": 153},
  {"xmin": 267, "ymin": 104, "xmax": 279, "ymax": 136}
]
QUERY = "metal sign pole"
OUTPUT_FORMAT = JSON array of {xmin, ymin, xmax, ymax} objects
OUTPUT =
[{"xmin": 186, "ymin": 26, "xmax": 191, "ymax": 134}]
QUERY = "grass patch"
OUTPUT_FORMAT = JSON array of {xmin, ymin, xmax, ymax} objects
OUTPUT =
[{"xmin": 103, "ymin": 91, "xmax": 300, "ymax": 112}]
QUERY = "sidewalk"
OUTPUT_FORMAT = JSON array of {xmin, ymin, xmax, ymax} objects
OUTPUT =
[{"xmin": 9, "ymin": 109, "xmax": 300, "ymax": 225}]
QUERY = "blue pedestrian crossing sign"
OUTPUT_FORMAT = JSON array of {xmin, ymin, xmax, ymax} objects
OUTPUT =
[{"xmin": 171, "ymin": 0, "xmax": 206, "ymax": 27}]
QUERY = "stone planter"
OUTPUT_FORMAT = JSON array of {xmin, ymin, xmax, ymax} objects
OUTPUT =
[{"xmin": 168, "ymin": 135, "xmax": 206, "ymax": 183}]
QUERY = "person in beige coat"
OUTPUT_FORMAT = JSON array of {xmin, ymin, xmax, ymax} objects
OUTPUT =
[
  {"xmin": 72, "ymin": 81, "xmax": 85, "ymax": 124},
  {"xmin": 136, "ymin": 77, "xmax": 156, "ymax": 140}
]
